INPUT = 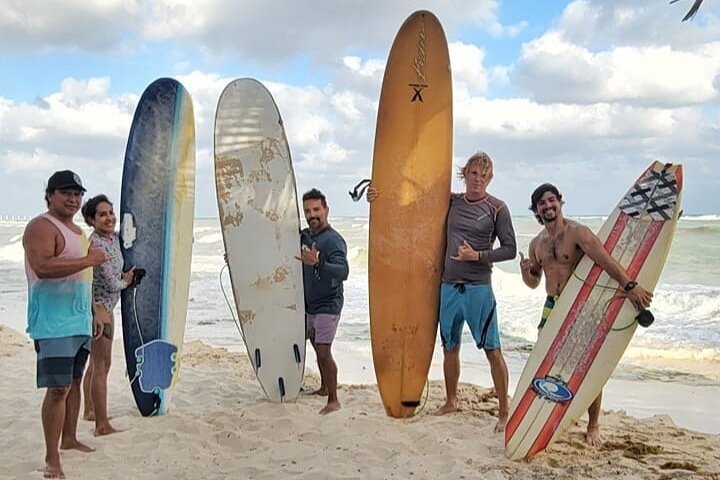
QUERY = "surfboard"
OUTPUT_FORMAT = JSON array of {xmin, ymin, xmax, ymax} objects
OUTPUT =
[
  {"xmin": 505, "ymin": 161, "xmax": 683, "ymax": 459},
  {"xmin": 120, "ymin": 77, "xmax": 195, "ymax": 417},
  {"xmin": 369, "ymin": 10, "xmax": 452, "ymax": 418},
  {"xmin": 213, "ymin": 78, "xmax": 305, "ymax": 403}
]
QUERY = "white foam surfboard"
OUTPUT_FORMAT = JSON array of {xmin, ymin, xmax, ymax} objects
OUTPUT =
[{"xmin": 214, "ymin": 78, "xmax": 305, "ymax": 402}]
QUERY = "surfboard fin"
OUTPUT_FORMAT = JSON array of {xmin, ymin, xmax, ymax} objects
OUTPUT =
[{"xmin": 278, "ymin": 377, "xmax": 286, "ymax": 399}]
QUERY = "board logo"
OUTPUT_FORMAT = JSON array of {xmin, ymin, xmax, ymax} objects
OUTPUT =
[
  {"xmin": 409, "ymin": 83, "xmax": 427, "ymax": 102},
  {"xmin": 409, "ymin": 18, "xmax": 428, "ymax": 102},
  {"xmin": 532, "ymin": 376, "xmax": 574, "ymax": 403},
  {"xmin": 619, "ymin": 166, "xmax": 679, "ymax": 221}
]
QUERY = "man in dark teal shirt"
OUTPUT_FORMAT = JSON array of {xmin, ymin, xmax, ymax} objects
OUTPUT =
[{"xmin": 298, "ymin": 188, "xmax": 349, "ymax": 415}]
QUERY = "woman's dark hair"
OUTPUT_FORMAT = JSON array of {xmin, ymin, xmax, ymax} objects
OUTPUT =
[
  {"xmin": 81, "ymin": 194, "xmax": 112, "ymax": 227},
  {"xmin": 529, "ymin": 183, "xmax": 563, "ymax": 224}
]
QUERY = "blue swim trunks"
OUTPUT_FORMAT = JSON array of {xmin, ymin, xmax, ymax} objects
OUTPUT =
[
  {"xmin": 439, "ymin": 282, "xmax": 500, "ymax": 351},
  {"xmin": 34, "ymin": 335, "xmax": 91, "ymax": 388}
]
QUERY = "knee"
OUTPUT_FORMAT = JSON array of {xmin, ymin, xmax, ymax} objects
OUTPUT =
[
  {"xmin": 484, "ymin": 348, "xmax": 504, "ymax": 364},
  {"xmin": 46, "ymin": 386, "xmax": 70, "ymax": 401},
  {"xmin": 316, "ymin": 347, "xmax": 332, "ymax": 363},
  {"xmin": 443, "ymin": 346, "xmax": 460, "ymax": 358},
  {"xmin": 93, "ymin": 356, "xmax": 111, "ymax": 373}
]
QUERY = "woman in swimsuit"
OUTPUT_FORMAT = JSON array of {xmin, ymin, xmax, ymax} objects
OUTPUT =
[{"xmin": 81, "ymin": 194, "xmax": 134, "ymax": 436}]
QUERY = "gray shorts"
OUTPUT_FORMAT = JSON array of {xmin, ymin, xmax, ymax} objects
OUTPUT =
[
  {"xmin": 34, "ymin": 335, "xmax": 91, "ymax": 388},
  {"xmin": 306, "ymin": 313, "xmax": 340, "ymax": 344}
]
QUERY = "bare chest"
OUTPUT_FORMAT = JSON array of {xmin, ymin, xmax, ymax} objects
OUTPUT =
[{"xmin": 536, "ymin": 233, "xmax": 581, "ymax": 267}]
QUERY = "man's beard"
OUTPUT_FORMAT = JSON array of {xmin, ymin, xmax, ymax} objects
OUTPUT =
[{"xmin": 541, "ymin": 209, "xmax": 557, "ymax": 224}]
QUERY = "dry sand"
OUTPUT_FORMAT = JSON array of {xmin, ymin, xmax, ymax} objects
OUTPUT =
[{"xmin": 1, "ymin": 325, "xmax": 718, "ymax": 480}]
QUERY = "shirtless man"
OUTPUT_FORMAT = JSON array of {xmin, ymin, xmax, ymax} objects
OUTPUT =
[
  {"xmin": 24, "ymin": 170, "xmax": 107, "ymax": 478},
  {"xmin": 519, "ymin": 183, "xmax": 652, "ymax": 446}
]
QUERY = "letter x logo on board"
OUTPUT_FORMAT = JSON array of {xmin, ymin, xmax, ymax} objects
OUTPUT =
[{"xmin": 409, "ymin": 84, "xmax": 427, "ymax": 103}]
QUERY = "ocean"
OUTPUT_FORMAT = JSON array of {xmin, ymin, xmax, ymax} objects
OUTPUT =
[{"xmin": 1, "ymin": 215, "xmax": 718, "ymax": 432}]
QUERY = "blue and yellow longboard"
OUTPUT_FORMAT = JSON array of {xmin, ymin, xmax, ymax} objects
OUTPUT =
[{"xmin": 120, "ymin": 78, "xmax": 195, "ymax": 416}]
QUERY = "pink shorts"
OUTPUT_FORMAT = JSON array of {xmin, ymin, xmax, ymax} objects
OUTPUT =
[{"xmin": 306, "ymin": 313, "xmax": 340, "ymax": 344}]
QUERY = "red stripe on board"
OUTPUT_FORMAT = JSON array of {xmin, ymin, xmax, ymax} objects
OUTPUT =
[
  {"xmin": 526, "ymin": 218, "xmax": 665, "ymax": 458},
  {"xmin": 505, "ymin": 214, "xmax": 629, "ymax": 444}
]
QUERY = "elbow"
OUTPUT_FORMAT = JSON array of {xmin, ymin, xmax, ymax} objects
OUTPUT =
[{"xmin": 32, "ymin": 265, "xmax": 55, "ymax": 279}]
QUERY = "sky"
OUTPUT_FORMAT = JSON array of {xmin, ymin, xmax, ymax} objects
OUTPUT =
[{"xmin": 1, "ymin": 0, "xmax": 719, "ymax": 218}]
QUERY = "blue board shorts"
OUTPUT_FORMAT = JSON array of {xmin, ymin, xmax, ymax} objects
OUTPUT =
[
  {"xmin": 439, "ymin": 282, "xmax": 500, "ymax": 351},
  {"xmin": 34, "ymin": 335, "xmax": 91, "ymax": 388}
]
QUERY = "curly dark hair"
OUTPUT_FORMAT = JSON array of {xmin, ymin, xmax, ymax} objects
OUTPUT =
[
  {"xmin": 81, "ymin": 194, "xmax": 112, "ymax": 227},
  {"xmin": 529, "ymin": 183, "xmax": 563, "ymax": 224}
]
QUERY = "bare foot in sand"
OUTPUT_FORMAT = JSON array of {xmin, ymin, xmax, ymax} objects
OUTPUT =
[
  {"xmin": 432, "ymin": 401, "xmax": 460, "ymax": 416},
  {"xmin": 93, "ymin": 424, "xmax": 122, "ymax": 437},
  {"xmin": 60, "ymin": 440, "xmax": 95, "ymax": 453},
  {"xmin": 311, "ymin": 387, "xmax": 329, "ymax": 396},
  {"xmin": 586, "ymin": 425, "xmax": 603, "ymax": 446},
  {"xmin": 494, "ymin": 413, "xmax": 508, "ymax": 433},
  {"xmin": 319, "ymin": 400, "xmax": 341, "ymax": 415},
  {"xmin": 42, "ymin": 463, "xmax": 66, "ymax": 479}
]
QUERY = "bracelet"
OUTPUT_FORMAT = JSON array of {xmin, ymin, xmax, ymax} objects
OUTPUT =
[{"xmin": 624, "ymin": 281, "xmax": 637, "ymax": 292}]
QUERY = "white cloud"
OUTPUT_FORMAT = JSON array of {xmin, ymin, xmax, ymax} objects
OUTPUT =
[
  {"xmin": 514, "ymin": 32, "xmax": 720, "ymax": 107},
  {"xmin": 558, "ymin": 0, "xmax": 720, "ymax": 49},
  {"xmin": 450, "ymin": 42, "xmax": 489, "ymax": 97},
  {"xmin": 1, "ymin": 1, "xmax": 719, "ymax": 216},
  {"xmin": 342, "ymin": 57, "xmax": 385, "ymax": 79},
  {"xmin": 142, "ymin": 0, "xmax": 501, "ymax": 64},
  {"xmin": 0, "ymin": 0, "xmax": 142, "ymax": 52},
  {"xmin": 487, "ymin": 20, "xmax": 529, "ymax": 38},
  {"xmin": 0, "ymin": 77, "xmax": 132, "ymax": 154}
]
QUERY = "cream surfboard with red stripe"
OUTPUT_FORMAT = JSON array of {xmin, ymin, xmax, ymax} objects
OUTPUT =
[{"xmin": 505, "ymin": 161, "xmax": 683, "ymax": 460}]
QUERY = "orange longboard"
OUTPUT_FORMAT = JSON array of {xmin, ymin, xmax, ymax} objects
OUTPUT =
[{"xmin": 369, "ymin": 10, "xmax": 452, "ymax": 418}]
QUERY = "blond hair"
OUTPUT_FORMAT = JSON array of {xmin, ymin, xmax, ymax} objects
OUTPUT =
[{"xmin": 458, "ymin": 151, "xmax": 493, "ymax": 180}]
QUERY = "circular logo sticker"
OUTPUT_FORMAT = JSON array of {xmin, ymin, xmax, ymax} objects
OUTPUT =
[{"xmin": 532, "ymin": 376, "xmax": 574, "ymax": 403}]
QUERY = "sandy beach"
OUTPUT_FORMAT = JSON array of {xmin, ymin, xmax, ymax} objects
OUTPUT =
[{"xmin": 1, "ymin": 325, "xmax": 718, "ymax": 480}]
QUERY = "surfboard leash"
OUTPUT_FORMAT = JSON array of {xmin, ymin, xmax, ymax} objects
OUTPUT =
[
  {"xmin": 348, "ymin": 179, "xmax": 372, "ymax": 202},
  {"xmin": 126, "ymin": 286, "xmax": 145, "ymax": 388},
  {"xmin": 571, "ymin": 271, "xmax": 652, "ymax": 331},
  {"xmin": 411, "ymin": 378, "xmax": 431, "ymax": 416},
  {"xmin": 219, "ymin": 263, "xmax": 246, "ymax": 343}
]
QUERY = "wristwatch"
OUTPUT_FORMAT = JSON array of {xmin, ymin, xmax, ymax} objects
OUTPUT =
[{"xmin": 624, "ymin": 281, "xmax": 637, "ymax": 292}]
